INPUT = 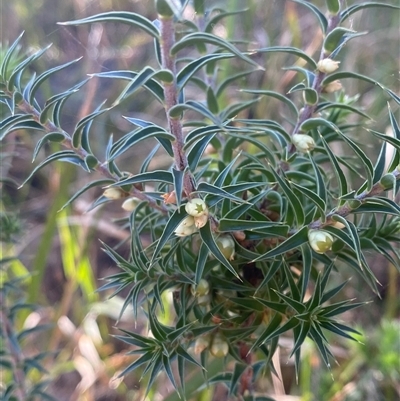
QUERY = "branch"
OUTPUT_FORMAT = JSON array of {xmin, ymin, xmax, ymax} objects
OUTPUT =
[
  {"xmin": 158, "ymin": 15, "xmax": 196, "ymax": 197},
  {"xmin": 14, "ymin": 97, "xmax": 168, "ymax": 213}
]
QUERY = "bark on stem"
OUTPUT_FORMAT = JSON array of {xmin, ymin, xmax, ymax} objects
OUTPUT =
[{"xmin": 159, "ymin": 16, "xmax": 195, "ymax": 197}]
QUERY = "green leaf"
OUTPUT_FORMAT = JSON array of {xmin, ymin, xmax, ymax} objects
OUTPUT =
[
  {"xmin": 109, "ymin": 170, "xmax": 173, "ymax": 187},
  {"xmin": 269, "ymin": 168, "xmax": 305, "ymax": 226},
  {"xmin": 218, "ymin": 218, "xmax": 284, "ymax": 232},
  {"xmin": 151, "ymin": 205, "xmax": 187, "ymax": 264},
  {"xmin": 59, "ymin": 179, "xmax": 114, "ymax": 211},
  {"xmin": 255, "ymin": 45, "xmax": 318, "ymax": 69},
  {"xmin": 109, "ymin": 126, "xmax": 174, "ymax": 161},
  {"xmin": 28, "ymin": 58, "xmax": 82, "ymax": 104},
  {"xmin": 316, "ymin": 102, "xmax": 371, "ymax": 120},
  {"xmin": 1, "ymin": 31, "xmax": 25, "ymax": 81},
  {"xmin": 322, "ymin": 71, "xmax": 381, "ymax": 87},
  {"xmin": 0, "ymin": 114, "xmax": 41, "ymax": 140},
  {"xmin": 7, "ymin": 44, "xmax": 52, "ymax": 91},
  {"xmin": 177, "ymin": 53, "xmax": 234, "ymax": 89},
  {"xmin": 112, "ymin": 67, "xmax": 170, "ymax": 106},
  {"xmin": 229, "ymin": 362, "xmax": 248, "ymax": 396},
  {"xmin": 32, "ymin": 132, "xmax": 66, "ymax": 161},
  {"xmin": 291, "ymin": 182, "xmax": 326, "ymax": 219},
  {"xmin": 199, "ymin": 221, "xmax": 239, "ymax": 278},
  {"xmin": 289, "ymin": 0, "xmax": 328, "ymax": 33},
  {"xmin": 284, "ymin": 66, "xmax": 315, "ymax": 87},
  {"xmin": 205, "ymin": 9, "xmax": 248, "ymax": 33},
  {"xmin": 19, "ymin": 151, "xmax": 87, "ymax": 188},
  {"xmin": 300, "ymin": 244, "xmax": 313, "ymax": 300},
  {"xmin": 254, "ymin": 226, "xmax": 308, "ymax": 262},
  {"xmin": 290, "ymin": 320, "xmax": 311, "ymax": 358},
  {"xmin": 323, "ymin": 27, "xmax": 357, "ymax": 54},
  {"xmin": 72, "ymin": 100, "xmax": 109, "ymax": 149},
  {"xmin": 215, "ymin": 69, "xmax": 257, "ymax": 98},
  {"xmin": 196, "ymin": 182, "xmax": 247, "ymax": 204},
  {"xmin": 195, "ymin": 243, "xmax": 209, "ymax": 284},
  {"xmin": 187, "ymin": 133, "xmax": 217, "ymax": 171},
  {"xmin": 171, "ymin": 32, "xmax": 262, "ymax": 69},
  {"xmin": 58, "ymin": 11, "xmax": 159, "ymax": 38},
  {"xmin": 387, "ymin": 106, "xmax": 400, "ymax": 172},
  {"xmin": 172, "ymin": 168, "xmax": 184, "ymax": 208},
  {"xmin": 40, "ymin": 79, "xmax": 89, "ymax": 124},
  {"xmin": 206, "ymin": 86, "xmax": 219, "ymax": 115},
  {"xmin": 320, "ymin": 135, "xmax": 348, "ymax": 204},
  {"xmin": 169, "ymin": 100, "xmax": 220, "ymax": 123},
  {"xmin": 340, "ymin": 2, "xmax": 400, "ymax": 22},
  {"xmin": 309, "ymin": 325, "xmax": 333, "ymax": 367},
  {"xmin": 90, "ymin": 70, "xmax": 164, "ymax": 103}
]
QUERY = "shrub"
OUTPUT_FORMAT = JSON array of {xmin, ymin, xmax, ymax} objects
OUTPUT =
[{"xmin": 1, "ymin": 0, "xmax": 399, "ymax": 399}]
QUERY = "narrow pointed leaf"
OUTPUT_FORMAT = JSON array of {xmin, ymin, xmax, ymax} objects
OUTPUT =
[
  {"xmin": 199, "ymin": 221, "xmax": 239, "ymax": 278},
  {"xmin": 59, "ymin": 12, "xmax": 159, "ymax": 38},
  {"xmin": 171, "ymin": 32, "xmax": 262, "ymax": 69}
]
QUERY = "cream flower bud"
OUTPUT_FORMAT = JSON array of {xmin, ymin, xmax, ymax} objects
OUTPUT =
[
  {"xmin": 317, "ymin": 58, "xmax": 340, "ymax": 74},
  {"xmin": 194, "ymin": 335, "xmax": 211, "ymax": 355},
  {"xmin": 308, "ymin": 229, "xmax": 334, "ymax": 254},
  {"xmin": 103, "ymin": 187, "xmax": 124, "ymax": 200},
  {"xmin": 210, "ymin": 334, "xmax": 229, "ymax": 358},
  {"xmin": 323, "ymin": 80, "xmax": 342, "ymax": 93},
  {"xmin": 194, "ymin": 214, "xmax": 208, "ymax": 229},
  {"xmin": 191, "ymin": 279, "xmax": 210, "ymax": 297},
  {"xmin": 197, "ymin": 293, "xmax": 211, "ymax": 306},
  {"xmin": 174, "ymin": 216, "xmax": 197, "ymax": 237},
  {"xmin": 121, "ymin": 197, "xmax": 140, "ymax": 211},
  {"xmin": 216, "ymin": 235, "xmax": 235, "ymax": 260},
  {"xmin": 292, "ymin": 134, "xmax": 316, "ymax": 153},
  {"xmin": 185, "ymin": 198, "xmax": 208, "ymax": 217}
]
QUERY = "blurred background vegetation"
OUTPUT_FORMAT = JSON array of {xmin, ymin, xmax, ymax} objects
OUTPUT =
[{"xmin": 1, "ymin": 0, "xmax": 399, "ymax": 400}]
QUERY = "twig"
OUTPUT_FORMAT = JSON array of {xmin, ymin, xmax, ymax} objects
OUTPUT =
[{"xmin": 159, "ymin": 15, "xmax": 196, "ymax": 197}]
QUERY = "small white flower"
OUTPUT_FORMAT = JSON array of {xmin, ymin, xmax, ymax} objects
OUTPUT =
[
  {"xmin": 191, "ymin": 279, "xmax": 210, "ymax": 297},
  {"xmin": 194, "ymin": 214, "xmax": 208, "ymax": 229},
  {"xmin": 216, "ymin": 235, "xmax": 235, "ymax": 260},
  {"xmin": 323, "ymin": 80, "xmax": 343, "ymax": 93},
  {"xmin": 317, "ymin": 58, "xmax": 340, "ymax": 74},
  {"xmin": 210, "ymin": 334, "xmax": 229, "ymax": 358},
  {"xmin": 174, "ymin": 216, "xmax": 197, "ymax": 237},
  {"xmin": 308, "ymin": 229, "xmax": 334, "ymax": 254},
  {"xmin": 103, "ymin": 187, "xmax": 124, "ymax": 200},
  {"xmin": 292, "ymin": 134, "xmax": 316, "ymax": 153},
  {"xmin": 194, "ymin": 335, "xmax": 211, "ymax": 355},
  {"xmin": 185, "ymin": 198, "xmax": 208, "ymax": 217},
  {"xmin": 121, "ymin": 197, "xmax": 140, "ymax": 211}
]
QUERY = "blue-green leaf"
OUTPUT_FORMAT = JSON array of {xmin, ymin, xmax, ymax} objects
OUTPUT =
[
  {"xmin": 341, "ymin": 2, "xmax": 400, "ymax": 22},
  {"xmin": 1, "ymin": 31, "xmax": 25, "ymax": 81},
  {"xmin": 59, "ymin": 179, "xmax": 114, "ymax": 212},
  {"xmin": 269, "ymin": 168, "xmax": 305, "ymax": 226},
  {"xmin": 19, "ymin": 151, "xmax": 87, "ymax": 187},
  {"xmin": 199, "ymin": 221, "xmax": 239, "ymax": 278},
  {"xmin": 255, "ymin": 45, "xmax": 318, "ymax": 69},
  {"xmin": 28, "ymin": 58, "xmax": 82, "ymax": 104},
  {"xmin": 241, "ymin": 89, "xmax": 298, "ymax": 118},
  {"xmin": 177, "ymin": 53, "xmax": 234, "ymax": 89},
  {"xmin": 109, "ymin": 170, "xmax": 173, "ymax": 187},
  {"xmin": 254, "ymin": 226, "xmax": 308, "ymax": 262},
  {"xmin": 58, "ymin": 12, "xmax": 159, "ymax": 38},
  {"xmin": 289, "ymin": 0, "xmax": 328, "ymax": 32},
  {"xmin": 171, "ymin": 32, "xmax": 262, "ymax": 69},
  {"xmin": 89, "ymin": 70, "xmax": 164, "ymax": 103}
]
